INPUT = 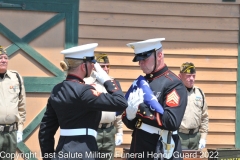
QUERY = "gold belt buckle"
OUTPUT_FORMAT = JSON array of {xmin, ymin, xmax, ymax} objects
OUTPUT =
[{"xmin": 161, "ymin": 141, "xmax": 174, "ymax": 151}]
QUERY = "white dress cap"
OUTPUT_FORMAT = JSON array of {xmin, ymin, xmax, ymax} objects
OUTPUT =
[
  {"xmin": 61, "ymin": 43, "xmax": 98, "ymax": 59},
  {"xmin": 127, "ymin": 38, "xmax": 165, "ymax": 54}
]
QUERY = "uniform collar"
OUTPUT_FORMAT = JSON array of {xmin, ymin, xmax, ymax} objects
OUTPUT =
[
  {"xmin": 192, "ymin": 86, "xmax": 197, "ymax": 93},
  {"xmin": 0, "ymin": 73, "xmax": 4, "ymax": 79},
  {"xmin": 0, "ymin": 70, "xmax": 19, "ymax": 80},
  {"xmin": 66, "ymin": 74, "xmax": 84, "ymax": 83},
  {"xmin": 145, "ymin": 64, "xmax": 168, "ymax": 80},
  {"xmin": 3, "ymin": 70, "xmax": 12, "ymax": 79},
  {"xmin": 187, "ymin": 86, "xmax": 196, "ymax": 93}
]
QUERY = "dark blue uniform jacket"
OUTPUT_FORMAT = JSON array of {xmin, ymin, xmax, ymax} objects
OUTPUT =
[
  {"xmin": 39, "ymin": 74, "xmax": 127, "ymax": 160},
  {"xmin": 122, "ymin": 65, "xmax": 187, "ymax": 160}
]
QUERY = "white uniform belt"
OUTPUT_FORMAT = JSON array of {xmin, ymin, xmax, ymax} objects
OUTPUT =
[
  {"xmin": 60, "ymin": 128, "xmax": 97, "ymax": 138},
  {"xmin": 139, "ymin": 122, "xmax": 177, "ymax": 135}
]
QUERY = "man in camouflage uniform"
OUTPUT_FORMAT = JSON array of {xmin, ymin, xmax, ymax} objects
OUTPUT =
[
  {"xmin": 84, "ymin": 53, "xmax": 123, "ymax": 160},
  {"xmin": 0, "ymin": 46, "xmax": 26, "ymax": 159},
  {"xmin": 178, "ymin": 62, "xmax": 208, "ymax": 150}
]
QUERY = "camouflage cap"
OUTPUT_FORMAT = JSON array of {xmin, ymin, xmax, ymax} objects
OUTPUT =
[
  {"xmin": 95, "ymin": 53, "xmax": 109, "ymax": 63},
  {"xmin": 180, "ymin": 62, "xmax": 196, "ymax": 74},
  {"xmin": 0, "ymin": 46, "xmax": 7, "ymax": 55}
]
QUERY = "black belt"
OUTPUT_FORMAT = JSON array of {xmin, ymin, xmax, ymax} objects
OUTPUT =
[
  {"xmin": 179, "ymin": 128, "xmax": 199, "ymax": 135},
  {"xmin": 0, "ymin": 123, "xmax": 18, "ymax": 132},
  {"xmin": 189, "ymin": 129, "xmax": 196, "ymax": 134}
]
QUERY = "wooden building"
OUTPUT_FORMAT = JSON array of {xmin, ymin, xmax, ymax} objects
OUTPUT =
[{"xmin": 0, "ymin": 0, "xmax": 239, "ymax": 159}]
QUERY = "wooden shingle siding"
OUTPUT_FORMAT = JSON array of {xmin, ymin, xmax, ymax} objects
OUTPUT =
[
  {"xmin": 135, "ymin": 0, "xmax": 240, "ymax": 4},
  {"xmin": 80, "ymin": 12, "xmax": 239, "ymax": 30},
  {"xmin": 79, "ymin": 0, "xmax": 239, "ymax": 156},
  {"xmin": 119, "ymin": 80, "xmax": 236, "ymax": 94},
  {"xmin": 110, "ymin": 67, "xmax": 237, "ymax": 82},
  {"xmin": 93, "ymin": 53, "xmax": 238, "ymax": 68},
  {"xmin": 79, "ymin": 25, "xmax": 238, "ymax": 43},
  {"xmin": 80, "ymin": 39, "xmax": 238, "ymax": 56},
  {"xmin": 80, "ymin": 1, "xmax": 239, "ymax": 18}
]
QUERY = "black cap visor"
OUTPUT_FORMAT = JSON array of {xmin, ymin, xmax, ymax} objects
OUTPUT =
[
  {"xmin": 66, "ymin": 56, "xmax": 95, "ymax": 63},
  {"xmin": 132, "ymin": 49, "xmax": 155, "ymax": 62},
  {"xmin": 84, "ymin": 57, "xmax": 96, "ymax": 63}
]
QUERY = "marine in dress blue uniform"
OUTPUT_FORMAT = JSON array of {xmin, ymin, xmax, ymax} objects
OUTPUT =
[
  {"xmin": 38, "ymin": 43, "xmax": 128, "ymax": 160},
  {"xmin": 122, "ymin": 38, "xmax": 188, "ymax": 160},
  {"xmin": 84, "ymin": 53, "xmax": 124, "ymax": 160}
]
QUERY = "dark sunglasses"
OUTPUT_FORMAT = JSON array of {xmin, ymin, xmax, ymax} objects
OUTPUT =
[{"xmin": 100, "ymin": 65, "xmax": 110, "ymax": 68}]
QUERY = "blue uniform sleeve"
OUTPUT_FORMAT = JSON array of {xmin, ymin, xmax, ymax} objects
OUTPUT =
[
  {"xmin": 122, "ymin": 110, "xmax": 139, "ymax": 130},
  {"xmin": 38, "ymin": 98, "xmax": 59, "ymax": 160},
  {"xmin": 81, "ymin": 79, "xmax": 128, "ymax": 112}
]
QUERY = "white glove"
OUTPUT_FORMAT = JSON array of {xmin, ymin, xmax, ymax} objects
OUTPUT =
[
  {"xmin": 115, "ymin": 133, "xmax": 123, "ymax": 146},
  {"xmin": 126, "ymin": 88, "xmax": 144, "ymax": 120},
  {"xmin": 17, "ymin": 131, "xmax": 23, "ymax": 143},
  {"xmin": 198, "ymin": 139, "xmax": 206, "ymax": 149},
  {"xmin": 93, "ymin": 63, "xmax": 111, "ymax": 84}
]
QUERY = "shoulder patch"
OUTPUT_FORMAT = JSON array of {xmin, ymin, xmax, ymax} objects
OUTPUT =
[{"xmin": 166, "ymin": 89, "xmax": 180, "ymax": 107}]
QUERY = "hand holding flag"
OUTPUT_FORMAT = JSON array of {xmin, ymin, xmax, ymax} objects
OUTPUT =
[
  {"xmin": 126, "ymin": 88, "xmax": 144, "ymax": 120},
  {"xmin": 125, "ymin": 75, "xmax": 164, "ymax": 114}
]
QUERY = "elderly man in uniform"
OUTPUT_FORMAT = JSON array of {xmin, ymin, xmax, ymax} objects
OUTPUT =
[
  {"xmin": 122, "ymin": 38, "xmax": 188, "ymax": 160},
  {"xmin": 38, "ymin": 43, "xmax": 128, "ymax": 160},
  {"xmin": 178, "ymin": 62, "xmax": 209, "ymax": 150},
  {"xmin": 84, "ymin": 53, "xmax": 123, "ymax": 160},
  {"xmin": 0, "ymin": 46, "xmax": 26, "ymax": 159}
]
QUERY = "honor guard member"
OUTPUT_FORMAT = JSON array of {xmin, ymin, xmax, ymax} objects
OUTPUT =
[
  {"xmin": 178, "ymin": 62, "xmax": 209, "ymax": 150},
  {"xmin": 85, "ymin": 53, "xmax": 123, "ymax": 160},
  {"xmin": 122, "ymin": 38, "xmax": 187, "ymax": 160},
  {"xmin": 0, "ymin": 46, "xmax": 26, "ymax": 159},
  {"xmin": 38, "ymin": 43, "xmax": 128, "ymax": 160}
]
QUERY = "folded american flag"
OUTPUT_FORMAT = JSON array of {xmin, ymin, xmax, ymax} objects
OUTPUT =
[{"xmin": 125, "ymin": 75, "xmax": 164, "ymax": 114}]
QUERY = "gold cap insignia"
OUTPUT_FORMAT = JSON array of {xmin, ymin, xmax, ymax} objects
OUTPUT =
[
  {"xmin": 0, "ymin": 46, "xmax": 7, "ymax": 55},
  {"xmin": 95, "ymin": 53, "xmax": 109, "ymax": 63},
  {"xmin": 180, "ymin": 62, "xmax": 196, "ymax": 74}
]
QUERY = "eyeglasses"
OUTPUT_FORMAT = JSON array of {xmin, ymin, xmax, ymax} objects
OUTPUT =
[{"xmin": 100, "ymin": 65, "xmax": 110, "ymax": 68}]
